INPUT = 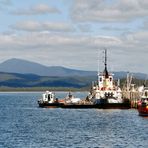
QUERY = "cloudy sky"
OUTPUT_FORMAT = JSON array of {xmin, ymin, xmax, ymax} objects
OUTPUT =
[{"xmin": 0, "ymin": 0, "xmax": 148, "ymax": 73}]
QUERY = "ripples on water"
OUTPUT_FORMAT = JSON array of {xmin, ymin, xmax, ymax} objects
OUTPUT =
[{"xmin": 0, "ymin": 92, "xmax": 147, "ymax": 148}]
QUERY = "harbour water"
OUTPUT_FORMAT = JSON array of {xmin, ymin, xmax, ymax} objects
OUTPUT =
[{"xmin": 0, "ymin": 92, "xmax": 147, "ymax": 148}]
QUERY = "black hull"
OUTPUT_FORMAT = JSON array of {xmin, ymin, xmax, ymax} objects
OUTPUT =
[
  {"xmin": 38, "ymin": 102, "xmax": 63, "ymax": 108},
  {"xmin": 38, "ymin": 100, "xmax": 131, "ymax": 109},
  {"xmin": 60, "ymin": 103, "xmax": 131, "ymax": 109},
  {"xmin": 60, "ymin": 104, "xmax": 98, "ymax": 109},
  {"xmin": 138, "ymin": 112, "xmax": 148, "ymax": 116}
]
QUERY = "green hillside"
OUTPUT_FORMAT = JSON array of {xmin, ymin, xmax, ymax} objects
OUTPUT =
[
  {"xmin": 0, "ymin": 72, "xmax": 97, "ymax": 90},
  {"xmin": 0, "ymin": 72, "xmax": 146, "ymax": 91}
]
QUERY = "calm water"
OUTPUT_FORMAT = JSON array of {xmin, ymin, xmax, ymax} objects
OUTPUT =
[{"xmin": 0, "ymin": 92, "xmax": 147, "ymax": 148}]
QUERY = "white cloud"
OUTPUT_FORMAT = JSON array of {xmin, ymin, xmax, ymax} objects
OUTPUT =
[
  {"xmin": 71, "ymin": 0, "xmax": 148, "ymax": 22},
  {"xmin": 0, "ymin": 0, "xmax": 148, "ymax": 74},
  {"xmin": 1, "ymin": 0, "xmax": 148, "ymax": 72},
  {"xmin": 101, "ymin": 26, "xmax": 130, "ymax": 32},
  {"xmin": 11, "ymin": 3, "xmax": 60, "ymax": 15},
  {"xmin": 10, "ymin": 20, "xmax": 75, "ymax": 32},
  {"xmin": 124, "ymin": 31, "xmax": 148, "ymax": 48},
  {"xmin": 0, "ymin": 30, "xmax": 147, "ymax": 72},
  {"xmin": 0, "ymin": 30, "xmax": 147, "ymax": 53},
  {"xmin": 77, "ymin": 24, "xmax": 92, "ymax": 32},
  {"xmin": 142, "ymin": 20, "xmax": 148, "ymax": 30}
]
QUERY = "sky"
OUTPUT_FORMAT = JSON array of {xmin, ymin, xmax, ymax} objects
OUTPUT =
[{"xmin": 0, "ymin": 0, "xmax": 148, "ymax": 73}]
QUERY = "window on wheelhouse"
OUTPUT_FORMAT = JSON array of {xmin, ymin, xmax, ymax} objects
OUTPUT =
[
  {"xmin": 48, "ymin": 94, "xmax": 51, "ymax": 101},
  {"xmin": 100, "ymin": 78, "xmax": 102, "ymax": 82}
]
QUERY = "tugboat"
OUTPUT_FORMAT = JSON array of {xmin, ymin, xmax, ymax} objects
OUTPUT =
[
  {"xmin": 87, "ymin": 49, "xmax": 130, "ymax": 109},
  {"xmin": 38, "ymin": 91, "xmax": 63, "ymax": 108},
  {"xmin": 138, "ymin": 87, "xmax": 148, "ymax": 116},
  {"xmin": 61, "ymin": 49, "xmax": 130, "ymax": 109}
]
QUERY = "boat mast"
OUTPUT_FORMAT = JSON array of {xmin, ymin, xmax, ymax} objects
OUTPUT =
[
  {"xmin": 97, "ymin": 50, "xmax": 100, "ymax": 83},
  {"xmin": 105, "ymin": 49, "xmax": 107, "ymax": 70},
  {"xmin": 104, "ymin": 49, "xmax": 109, "ymax": 78}
]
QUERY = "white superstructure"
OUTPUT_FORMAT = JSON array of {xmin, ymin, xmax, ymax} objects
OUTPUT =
[
  {"xmin": 88, "ymin": 50, "xmax": 122, "ymax": 104},
  {"xmin": 38, "ymin": 91, "xmax": 57, "ymax": 104},
  {"xmin": 65, "ymin": 92, "xmax": 81, "ymax": 104}
]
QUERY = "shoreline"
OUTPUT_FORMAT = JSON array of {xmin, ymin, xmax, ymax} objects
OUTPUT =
[{"xmin": 0, "ymin": 87, "xmax": 88, "ymax": 92}]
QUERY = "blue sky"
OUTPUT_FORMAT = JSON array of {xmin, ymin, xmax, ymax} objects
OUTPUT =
[{"xmin": 0, "ymin": 0, "xmax": 148, "ymax": 73}]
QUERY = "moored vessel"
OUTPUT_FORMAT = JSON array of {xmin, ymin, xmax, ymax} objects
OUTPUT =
[
  {"xmin": 86, "ymin": 49, "xmax": 130, "ymax": 108},
  {"xmin": 137, "ymin": 87, "xmax": 148, "ymax": 116},
  {"xmin": 61, "ymin": 49, "xmax": 130, "ymax": 109},
  {"xmin": 38, "ymin": 49, "xmax": 130, "ymax": 109},
  {"xmin": 38, "ymin": 91, "xmax": 63, "ymax": 108}
]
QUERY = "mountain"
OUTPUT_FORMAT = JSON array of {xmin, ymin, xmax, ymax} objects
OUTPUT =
[
  {"xmin": 0, "ymin": 58, "xmax": 147, "ymax": 79},
  {"xmin": 0, "ymin": 58, "xmax": 96, "ymax": 77},
  {"xmin": 0, "ymin": 58, "xmax": 147, "ymax": 89},
  {"xmin": 0, "ymin": 71, "xmax": 146, "ymax": 89}
]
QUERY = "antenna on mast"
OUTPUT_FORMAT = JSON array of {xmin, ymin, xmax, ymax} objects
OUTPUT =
[
  {"xmin": 97, "ymin": 49, "xmax": 100, "ymax": 84},
  {"xmin": 97, "ymin": 49, "xmax": 100, "ymax": 75},
  {"xmin": 103, "ymin": 49, "xmax": 109, "ymax": 78},
  {"xmin": 105, "ymin": 49, "xmax": 107, "ymax": 69}
]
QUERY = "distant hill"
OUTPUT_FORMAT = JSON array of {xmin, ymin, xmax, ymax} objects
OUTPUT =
[
  {"xmin": 0, "ymin": 58, "xmax": 147, "ymax": 80},
  {"xmin": 0, "ymin": 57, "xmax": 147, "ymax": 89},
  {"xmin": 112, "ymin": 71, "xmax": 147, "ymax": 80},
  {"xmin": 0, "ymin": 72, "xmax": 96, "ymax": 88},
  {"xmin": 0, "ymin": 71, "xmax": 146, "ymax": 89},
  {"xmin": 0, "ymin": 58, "xmax": 96, "ymax": 77}
]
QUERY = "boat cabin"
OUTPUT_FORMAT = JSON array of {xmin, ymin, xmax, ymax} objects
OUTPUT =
[
  {"xmin": 98, "ymin": 72, "xmax": 114, "ymax": 91},
  {"xmin": 142, "ymin": 87, "xmax": 148, "ymax": 98},
  {"xmin": 42, "ymin": 91, "xmax": 56, "ymax": 103}
]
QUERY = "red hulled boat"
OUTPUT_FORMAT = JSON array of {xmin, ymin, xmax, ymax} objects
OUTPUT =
[{"xmin": 138, "ymin": 87, "xmax": 148, "ymax": 116}]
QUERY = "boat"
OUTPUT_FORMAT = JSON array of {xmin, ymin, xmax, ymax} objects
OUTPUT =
[
  {"xmin": 60, "ymin": 92, "xmax": 94, "ymax": 108},
  {"xmin": 60, "ymin": 92, "xmax": 103, "ymax": 109},
  {"xmin": 38, "ymin": 49, "xmax": 130, "ymax": 109},
  {"xmin": 38, "ymin": 91, "xmax": 63, "ymax": 108},
  {"xmin": 137, "ymin": 87, "xmax": 148, "ymax": 116},
  {"xmin": 86, "ymin": 49, "xmax": 131, "ymax": 109},
  {"xmin": 61, "ymin": 49, "xmax": 130, "ymax": 109},
  {"xmin": 64, "ymin": 92, "xmax": 81, "ymax": 104}
]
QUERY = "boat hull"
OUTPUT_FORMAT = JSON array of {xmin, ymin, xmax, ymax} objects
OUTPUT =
[
  {"xmin": 138, "ymin": 104, "xmax": 148, "ymax": 116},
  {"xmin": 60, "ymin": 102, "xmax": 131, "ymax": 109},
  {"xmin": 138, "ymin": 112, "xmax": 148, "ymax": 116},
  {"xmin": 38, "ymin": 102, "xmax": 63, "ymax": 108}
]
